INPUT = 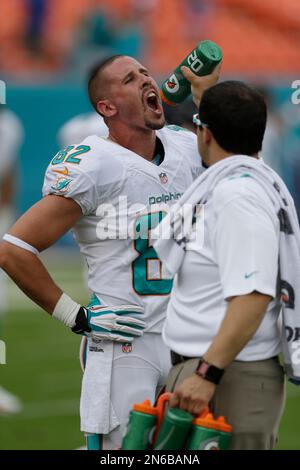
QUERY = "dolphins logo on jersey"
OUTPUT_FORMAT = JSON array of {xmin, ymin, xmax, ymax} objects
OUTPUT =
[{"xmin": 51, "ymin": 176, "xmax": 72, "ymax": 193}]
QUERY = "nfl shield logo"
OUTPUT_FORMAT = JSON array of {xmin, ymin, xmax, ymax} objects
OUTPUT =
[
  {"xmin": 122, "ymin": 343, "xmax": 132, "ymax": 354},
  {"xmin": 159, "ymin": 172, "xmax": 168, "ymax": 184}
]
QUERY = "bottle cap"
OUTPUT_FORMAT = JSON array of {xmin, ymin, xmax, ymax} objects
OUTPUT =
[
  {"xmin": 199, "ymin": 407, "xmax": 210, "ymax": 417},
  {"xmin": 216, "ymin": 416, "xmax": 232, "ymax": 433},
  {"xmin": 133, "ymin": 400, "xmax": 158, "ymax": 416},
  {"xmin": 198, "ymin": 40, "xmax": 223, "ymax": 62},
  {"xmin": 192, "ymin": 412, "xmax": 219, "ymax": 430}
]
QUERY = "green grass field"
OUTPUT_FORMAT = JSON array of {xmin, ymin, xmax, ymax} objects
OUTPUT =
[
  {"xmin": 0, "ymin": 250, "xmax": 87, "ymax": 450},
  {"xmin": 0, "ymin": 249, "xmax": 300, "ymax": 449}
]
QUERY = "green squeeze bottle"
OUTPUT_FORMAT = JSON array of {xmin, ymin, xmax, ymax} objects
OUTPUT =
[
  {"xmin": 153, "ymin": 407, "xmax": 194, "ymax": 450},
  {"xmin": 187, "ymin": 411, "xmax": 232, "ymax": 450},
  {"xmin": 122, "ymin": 400, "xmax": 158, "ymax": 450},
  {"xmin": 216, "ymin": 416, "xmax": 233, "ymax": 450},
  {"xmin": 160, "ymin": 40, "xmax": 222, "ymax": 106}
]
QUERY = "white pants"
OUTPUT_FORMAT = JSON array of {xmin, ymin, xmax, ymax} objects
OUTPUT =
[{"xmin": 80, "ymin": 332, "xmax": 171, "ymax": 450}]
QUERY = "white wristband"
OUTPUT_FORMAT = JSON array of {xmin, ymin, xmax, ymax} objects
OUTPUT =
[{"xmin": 52, "ymin": 293, "xmax": 81, "ymax": 328}]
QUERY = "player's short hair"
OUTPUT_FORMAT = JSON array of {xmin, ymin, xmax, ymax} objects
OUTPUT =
[
  {"xmin": 87, "ymin": 55, "xmax": 124, "ymax": 115},
  {"xmin": 199, "ymin": 81, "xmax": 267, "ymax": 155}
]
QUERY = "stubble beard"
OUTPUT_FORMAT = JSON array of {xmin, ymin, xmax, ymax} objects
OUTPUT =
[{"xmin": 144, "ymin": 116, "xmax": 165, "ymax": 130}]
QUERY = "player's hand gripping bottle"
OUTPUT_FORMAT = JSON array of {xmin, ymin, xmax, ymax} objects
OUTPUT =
[{"xmin": 160, "ymin": 40, "xmax": 222, "ymax": 106}]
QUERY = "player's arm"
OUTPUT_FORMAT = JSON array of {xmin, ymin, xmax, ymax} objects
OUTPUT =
[
  {"xmin": 0, "ymin": 194, "xmax": 146, "ymax": 341},
  {"xmin": 0, "ymin": 194, "xmax": 82, "ymax": 313}
]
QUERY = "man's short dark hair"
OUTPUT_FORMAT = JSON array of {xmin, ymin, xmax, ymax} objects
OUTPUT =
[
  {"xmin": 199, "ymin": 81, "xmax": 267, "ymax": 155},
  {"xmin": 87, "ymin": 54, "xmax": 124, "ymax": 114}
]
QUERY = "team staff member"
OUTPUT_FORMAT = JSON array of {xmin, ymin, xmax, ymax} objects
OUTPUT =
[{"xmin": 154, "ymin": 81, "xmax": 288, "ymax": 450}]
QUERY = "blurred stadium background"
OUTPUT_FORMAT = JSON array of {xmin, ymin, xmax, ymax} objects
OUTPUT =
[{"xmin": 0, "ymin": 0, "xmax": 300, "ymax": 450}]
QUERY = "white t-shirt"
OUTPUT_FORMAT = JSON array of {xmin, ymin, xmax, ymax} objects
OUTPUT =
[
  {"xmin": 163, "ymin": 174, "xmax": 282, "ymax": 361},
  {"xmin": 43, "ymin": 126, "xmax": 203, "ymax": 332}
]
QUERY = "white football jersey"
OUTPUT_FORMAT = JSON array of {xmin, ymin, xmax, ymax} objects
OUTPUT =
[{"xmin": 43, "ymin": 126, "xmax": 203, "ymax": 332}]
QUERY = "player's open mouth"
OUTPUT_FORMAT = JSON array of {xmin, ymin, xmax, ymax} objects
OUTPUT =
[{"xmin": 143, "ymin": 90, "xmax": 163, "ymax": 116}]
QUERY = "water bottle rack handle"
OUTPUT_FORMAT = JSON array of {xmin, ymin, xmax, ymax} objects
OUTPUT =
[
  {"xmin": 152, "ymin": 392, "xmax": 172, "ymax": 445},
  {"xmin": 152, "ymin": 392, "xmax": 210, "ymax": 447}
]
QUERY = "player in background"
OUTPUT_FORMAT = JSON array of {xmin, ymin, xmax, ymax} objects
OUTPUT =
[
  {"xmin": 0, "ymin": 106, "xmax": 23, "ymax": 415},
  {"xmin": 58, "ymin": 112, "xmax": 108, "ymax": 148},
  {"xmin": 0, "ymin": 55, "xmax": 220, "ymax": 448}
]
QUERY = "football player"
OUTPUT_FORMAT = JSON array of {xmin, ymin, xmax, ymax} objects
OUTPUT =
[{"xmin": 0, "ymin": 55, "xmax": 220, "ymax": 448}]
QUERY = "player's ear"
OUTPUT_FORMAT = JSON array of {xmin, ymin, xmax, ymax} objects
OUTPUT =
[
  {"xmin": 96, "ymin": 99, "xmax": 117, "ymax": 118},
  {"xmin": 203, "ymin": 127, "xmax": 212, "ymax": 145}
]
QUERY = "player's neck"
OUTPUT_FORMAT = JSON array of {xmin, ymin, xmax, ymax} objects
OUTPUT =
[{"xmin": 108, "ymin": 129, "xmax": 157, "ymax": 161}]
